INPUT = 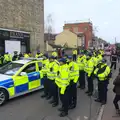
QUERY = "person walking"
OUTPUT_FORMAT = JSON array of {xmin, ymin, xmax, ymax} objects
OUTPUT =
[
  {"xmin": 113, "ymin": 68, "xmax": 120, "ymax": 114},
  {"xmin": 111, "ymin": 50, "xmax": 117, "ymax": 70}
]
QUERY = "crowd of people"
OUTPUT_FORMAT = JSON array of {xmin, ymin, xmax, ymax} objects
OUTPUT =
[
  {"xmin": 39, "ymin": 49, "xmax": 112, "ymax": 117},
  {"xmin": 1, "ymin": 48, "xmax": 120, "ymax": 116}
]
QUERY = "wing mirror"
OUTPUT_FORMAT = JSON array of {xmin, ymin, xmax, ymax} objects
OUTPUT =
[{"xmin": 20, "ymin": 72, "xmax": 27, "ymax": 76}]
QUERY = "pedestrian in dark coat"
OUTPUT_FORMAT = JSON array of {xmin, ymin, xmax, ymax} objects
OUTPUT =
[{"xmin": 113, "ymin": 68, "xmax": 120, "ymax": 114}]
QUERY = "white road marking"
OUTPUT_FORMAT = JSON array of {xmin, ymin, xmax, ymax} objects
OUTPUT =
[{"xmin": 97, "ymin": 105, "xmax": 105, "ymax": 120}]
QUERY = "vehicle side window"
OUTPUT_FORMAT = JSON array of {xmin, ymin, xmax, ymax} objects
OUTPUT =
[
  {"xmin": 38, "ymin": 62, "xmax": 42, "ymax": 70},
  {"xmin": 22, "ymin": 63, "xmax": 36, "ymax": 73}
]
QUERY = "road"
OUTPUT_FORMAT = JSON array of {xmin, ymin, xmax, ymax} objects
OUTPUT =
[
  {"xmin": 0, "ymin": 86, "xmax": 101, "ymax": 120},
  {"xmin": 0, "ymin": 56, "xmax": 113, "ymax": 120}
]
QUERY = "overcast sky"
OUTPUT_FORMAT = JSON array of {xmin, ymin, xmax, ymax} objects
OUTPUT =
[{"xmin": 44, "ymin": 0, "xmax": 120, "ymax": 43}]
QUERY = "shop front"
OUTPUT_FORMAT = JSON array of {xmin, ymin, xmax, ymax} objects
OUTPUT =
[{"xmin": 0, "ymin": 28, "xmax": 30, "ymax": 54}]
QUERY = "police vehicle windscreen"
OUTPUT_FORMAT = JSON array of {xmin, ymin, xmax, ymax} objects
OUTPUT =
[{"xmin": 0, "ymin": 62, "xmax": 23, "ymax": 75}]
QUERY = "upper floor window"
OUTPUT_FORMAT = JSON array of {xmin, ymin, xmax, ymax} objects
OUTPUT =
[{"xmin": 73, "ymin": 27, "xmax": 78, "ymax": 32}]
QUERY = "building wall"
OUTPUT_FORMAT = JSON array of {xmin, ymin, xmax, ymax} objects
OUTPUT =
[
  {"xmin": 63, "ymin": 22, "xmax": 93, "ymax": 49},
  {"xmin": 0, "ymin": 0, "xmax": 44, "ymax": 52},
  {"xmin": 55, "ymin": 30, "xmax": 78, "ymax": 48}
]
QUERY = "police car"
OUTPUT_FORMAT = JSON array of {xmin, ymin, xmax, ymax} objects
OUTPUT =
[{"xmin": 0, "ymin": 58, "xmax": 43, "ymax": 105}]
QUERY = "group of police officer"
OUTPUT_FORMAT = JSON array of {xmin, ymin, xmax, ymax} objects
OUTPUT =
[
  {"xmin": 0, "ymin": 49, "xmax": 111, "ymax": 117},
  {"xmin": 39, "ymin": 49, "xmax": 111, "ymax": 117}
]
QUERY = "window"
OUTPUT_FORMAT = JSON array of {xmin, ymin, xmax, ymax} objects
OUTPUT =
[
  {"xmin": 73, "ymin": 27, "xmax": 78, "ymax": 32},
  {"xmin": 84, "ymin": 27, "xmax": 88, "ymax": 31},
  {"xmin": 22, "ymin": 63, "xmax": 36, "ymax": 73},
  {"xmin": 0, "ymin": 62, "xmax": 23, "ymax": 75},
  {"xmin": 38, "ymin": 62, "xmax": 42, "ymax": 70}
]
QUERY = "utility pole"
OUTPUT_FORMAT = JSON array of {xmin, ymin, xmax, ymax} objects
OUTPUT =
[{"xmin": 115, "ymin": 37, "xmax": 116, "ymax": 44}]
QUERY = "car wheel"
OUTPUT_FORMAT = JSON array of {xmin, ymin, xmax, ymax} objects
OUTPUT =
[{"xmin": 0, "ymin": 89, "xmax": 8, "ymax": 106}]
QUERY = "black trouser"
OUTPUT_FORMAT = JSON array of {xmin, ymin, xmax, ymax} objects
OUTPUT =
[
  {"xmin": 87, "ymin": 76, "xmax": 93, "ymax": 93},
  {"xmin": 49, "ymin": 80, "xmax": 58, "ymax": 104},
  {"xmin": 43, "ymin": 76, "xmax": 49, "ymax": 96},
  {"xmin": 73, "ymin": 54, "xmax": 77, "ymax": 61},
  {"xmin": 98, "ymin": 81, "xmax": 108, "ymax": 102},
  {"xmin": 79, "ymin": 70, "xmax": 85, "ymax": 88},
  {"xmin": 113, "ymin": 95, "xmax": 120, "ymax": 110},
  {"xmin": 111, "ymin": 62, "xmax": 116, "ymax": 69},
  {"xmin": 69, "ymin": 81, "xmax": 77, "ymax": 107},
  {"xmin": 59, "ymin": 87, "xmax": 69, "ymax": 113}
]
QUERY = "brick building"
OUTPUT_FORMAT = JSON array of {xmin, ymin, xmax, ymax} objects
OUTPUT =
[
  {"xmin": 0, "ymin": 0, "xmax": 44, "ymax": 53},
  {"xmin": 63, "ymin": 22, "xmax": 93, "ymax": 49}
]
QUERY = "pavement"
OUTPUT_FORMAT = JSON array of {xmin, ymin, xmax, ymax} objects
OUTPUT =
[{"xmin": 98, "ymin": 61, "xmax": 120, "ymax": 120}]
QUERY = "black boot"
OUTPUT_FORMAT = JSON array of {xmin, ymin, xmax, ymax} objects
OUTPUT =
[
  {"xmin": 101, "ymin": 101, "xmax": 106, "ymax": 105},
  {"xmin": 41, "ymin": 94, "xmax": 47, "ymax": 98},
  {"xmin": 69, "ymin": 104, "xmax": 76, "ymax": 109},
  {"xmin": 95, "ymin": 99, "xmax": 101, "ymax": 103},
  {"xmin": 46, "ymin": 95, "xmax": 51, "ymax": 100},
  {"xmin": 52, "ymin": 102, "xmax": 58, "ymax": 107},
  {"xmin": 58, "ymin": 107, "xmax": 64, "ymax": 111},
  {"xmin": 85, "ymin": 91, "xmax": 89, "ymax": 94},
  {"xmin": 59, "ymin": 112, "xmax": 68, "ymax": 117},
  {"xmin": 49, "ymin": 100, "xmax": 55, "ymax": 104},
  {"xmin": 88, "ymin": 92, "xmax": 92, "ymax": 96}
]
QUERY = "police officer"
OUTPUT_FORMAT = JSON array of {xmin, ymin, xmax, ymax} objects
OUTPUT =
[
  {"xmin": 19, "ymin": 52, "xmax": 23, "ymax": 59},
  {"xmin": 47, "ymin": 56, "xmax": 59, "ymax": 107},
  {"xmin": 67, "ymin": 56, "xmax": 79, "ymax": 109},
  {"xmin": 55, "ymin": 58, "xmax": 69, "ymax": 117},
  {"xmin": 0, "ymin": 54, "xmax": 3, "ymax": 67},
  {"xmin": 24, "ymin": 53, "xmax": 29, "ymax": 58},
  {"xmin": 72, "ymin": 49, "xmax": 77, "ymax": 61},
  {"xmin": 4, "ymin": 52, "xmax": 11, "ymax": 64},
  {"xmin": 77, "ymin": 52, "xmax": 86, "ymax": 89},
  {"xmin": 12, "ymin": 51, "xmax": 19, "ymax": 61},
  {"xmin": 41, "ymin": 54, "xmax": 49, "ymax": 98},
  {"xmin": 52, "ymin": 50, "xmax": 57, "ymax": 59},
  {"xmin": 84, "ymin": 53, "xmax": 94, "ymax": 96},
  {"xmin": 94, "ymin": 59, "xmax": 111, "ymax": 105},
  {"xmin": 36, "ymin": 51, "xmax": 43, "ymax": 58}
]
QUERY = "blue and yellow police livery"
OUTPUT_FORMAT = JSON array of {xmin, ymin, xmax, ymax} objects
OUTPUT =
[{"xmin": 0, "ymin": 59, "xmax": 43, "ymax": 105}]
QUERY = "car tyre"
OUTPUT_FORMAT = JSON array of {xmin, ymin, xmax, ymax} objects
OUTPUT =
[{"xmin": 0, "ymin": 89, "xmax": 9, "ymax": 106}]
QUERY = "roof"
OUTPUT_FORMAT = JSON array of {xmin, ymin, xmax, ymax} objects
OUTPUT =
[
  {"xmin": 64, "ymin": 22, "xmax": 92, "ymax": 26},
  {"xmin": 12, "ymin": 60, "xmax": 31, "ymax": 64},
  {"xmin": 44, "ymin": 33, "xmax": 57, "ymax": 41}
]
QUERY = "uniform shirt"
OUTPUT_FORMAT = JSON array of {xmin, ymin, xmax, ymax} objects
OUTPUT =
[
  {"xmin": 73, "ymin": 50, "xmax": 77, "ymax": 55},
  {"xmin": 111, "ymin": 53, "xmax": 117, "ymax": 62},
  {"xmin": 68, "ymin": 61, "xmax": 79, "ymax": 83},
  {"xmin": 77, "ymin": 55, "xmax": 86, "ymax": 71},
  {"xmin": 94, "ymin": 63, "xmax": 111, "ymax": 81},
  {"xmin": 55, "ymin": 64, "xmax": 69, "ymax": 94},
  {"xmin": 52, "ymin": 52, "xmax": 57, "ymax": 57},
  {"xmin": 84, "ymin": 58, "xmax": 94, "ymax": 77},
  {"xmin": 47, "ymin": 61, "xmax": 59, "ymax": 80}
]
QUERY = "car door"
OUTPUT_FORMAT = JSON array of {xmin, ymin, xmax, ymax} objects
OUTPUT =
[{"xmin": 13, "ymin": 63, "xmax": 40, "ymax": 95}]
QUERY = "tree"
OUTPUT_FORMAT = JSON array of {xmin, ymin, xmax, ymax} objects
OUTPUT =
[{"xmin": 44, "ymin": 14, "xmax": 54, "ymax": 51}]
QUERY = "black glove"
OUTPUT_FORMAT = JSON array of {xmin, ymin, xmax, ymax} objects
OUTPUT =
[
  {"xmin": 57, "ymin": 71, "xmax": 60, "ymax": 75},
  {"xmin": 50, "ymin": 67, "xmax": 53, "ymax": 72},
  {"xmin": 70, "ymin": 66, "xmax": 73, "ymax": 71}
]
